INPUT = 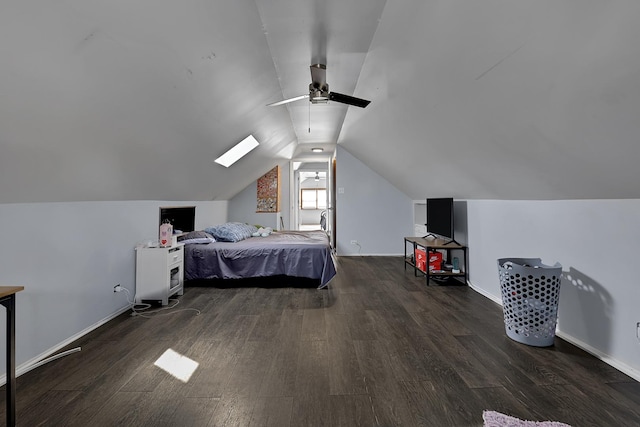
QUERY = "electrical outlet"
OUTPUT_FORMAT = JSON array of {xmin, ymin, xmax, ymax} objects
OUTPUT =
[
  {"xmin": 113, "ymin": 284, "xmax": 122, "ymax": 293},
  {"xmin": 350, "ymin": 240, "xmax": 358, "ymax": 245}
]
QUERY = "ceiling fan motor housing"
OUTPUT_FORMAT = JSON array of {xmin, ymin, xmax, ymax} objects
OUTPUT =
[{"xmin": 309, "ymin": 82, "xmax": 329, "ymax": 104}]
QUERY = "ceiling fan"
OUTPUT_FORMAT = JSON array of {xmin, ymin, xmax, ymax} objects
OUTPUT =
[{"xmin": 267, "ymin": 64, "xmax": 371, "ymax": 108}]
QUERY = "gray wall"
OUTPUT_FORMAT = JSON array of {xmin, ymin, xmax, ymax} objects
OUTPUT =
[
  {"xmin": 0, "ymin": 200, "xmax": 227, "ymax": 381},
  {"xmin": 227, "ymin": 162, "xmax": 290, "ymax": 230},
  {"xmin": 335, "ymin": 146, "xmax": 413, "ymax": 255},
  {"xmin": 466, "ymin": 199, "xmax": 640, "ymax": 381}
]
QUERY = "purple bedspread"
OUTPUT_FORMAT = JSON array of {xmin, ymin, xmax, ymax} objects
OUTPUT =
[{"xmin": 184, "ymin": 230, "xmax": 336, "ymax": 289}]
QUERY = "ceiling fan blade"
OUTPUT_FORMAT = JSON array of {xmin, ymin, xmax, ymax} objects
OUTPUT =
[
  {"xmin": 310, "ymin": 64, "xmax": 327, "ymax": 88},
  {"xmin": 328, "ymin": 92, "xmax": 371, "ymax": 108},
  {"xmin": 267, "ymin": 94, "xmax": 309, "ymax": 107}
]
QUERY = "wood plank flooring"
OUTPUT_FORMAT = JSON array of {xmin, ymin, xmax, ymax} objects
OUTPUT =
[{"xmin": 2, "ymin": 256, "xmax": 640, "ymax": 426}]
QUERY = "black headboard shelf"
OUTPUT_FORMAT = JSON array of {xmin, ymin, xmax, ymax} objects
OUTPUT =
[{"xmin": 159, "ymin": 206, "xmax": 196, "ymax": 233}]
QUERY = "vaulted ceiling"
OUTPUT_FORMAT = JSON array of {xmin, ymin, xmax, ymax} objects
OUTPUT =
[{"xmin": 2, "ymin": 1, "xmax": 640, "ymax": 204}]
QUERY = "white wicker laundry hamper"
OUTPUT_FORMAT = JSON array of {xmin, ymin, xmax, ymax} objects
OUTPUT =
[{"xmin": 497, "ymin": 258, "xmax": 563, "ymax": 347}]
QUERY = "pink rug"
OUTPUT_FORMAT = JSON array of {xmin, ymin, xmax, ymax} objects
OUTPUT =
[{"xmin": 483, "ymin": 411, "xmax": 572, "ymax": 427}]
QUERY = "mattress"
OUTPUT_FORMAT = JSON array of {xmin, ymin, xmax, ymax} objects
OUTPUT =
[{"xmin": 183, "ymin": 230, "xmax": 336, "ymax": 289}]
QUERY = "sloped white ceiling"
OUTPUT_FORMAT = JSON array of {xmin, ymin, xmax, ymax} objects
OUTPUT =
[
  {"xmin": 2, "ymin": 1, "xmax": 640, "ymax": 203},
  {"xmin": 343, "ymin": 1, "xmax": 640, "ymax": 200}
]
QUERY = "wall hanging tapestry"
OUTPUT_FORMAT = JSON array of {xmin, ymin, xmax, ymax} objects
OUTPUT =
[{"xmin": 257, "ymin": 165, "xmax": 281, "ymax": 213}]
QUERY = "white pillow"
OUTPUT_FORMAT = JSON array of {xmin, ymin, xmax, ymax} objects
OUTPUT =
[{"xmin": 180, "ymin": 237, "xmax": 215, "ymax": 245}]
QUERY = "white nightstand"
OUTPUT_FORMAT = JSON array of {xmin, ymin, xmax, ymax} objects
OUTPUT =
[{"xmin": 135, "ymin": 244, "xmax": 184, "ymax": 306}]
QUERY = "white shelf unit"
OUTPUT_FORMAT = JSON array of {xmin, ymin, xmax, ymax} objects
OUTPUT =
[{"xmin": 135, "ymin": 244, "xmax": 184, "ymax": 306}]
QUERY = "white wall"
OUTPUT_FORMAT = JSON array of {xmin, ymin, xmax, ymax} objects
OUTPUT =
[
  {"xmin": 466, "ymin": 199, "xmax": 640, "ymax": 380},
  {"xmin": 336, "ymin": 146, "xmax": 413, "ymax": 255},
  {"xmin": 227, "ymin": 162, "xmax": 290, "ymax": 230},
  {"xmin": 0, "ymin": 200, "xmax": 227, "ymax": 381},
  {"xmin": 299, "ymin": 209, "xmax": 323, "ymax": 226}
]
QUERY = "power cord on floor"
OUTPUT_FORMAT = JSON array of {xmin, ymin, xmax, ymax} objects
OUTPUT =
[{"xmin": 120, "ymin": 287, "xmax": 201, "ymax": 318}]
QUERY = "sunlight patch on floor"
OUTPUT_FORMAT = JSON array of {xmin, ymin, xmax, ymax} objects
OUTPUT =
[{"xmin": 154, "ymin": 348, "xmax": 199, "ymax": 382}]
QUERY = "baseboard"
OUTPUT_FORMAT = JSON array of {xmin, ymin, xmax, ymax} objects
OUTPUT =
[
  {"xmin": 467, "ymin": 281, "xmax": 640, "ymax": 382},
  {"xmin": 554, "ymin": 331, "xmax": 640, "ymax": 382},
  {"xmin": 468, "ymin": 282, "xmax": 502, "ymax": 305},
  {"xmin": 0, "ymin": 304, "xmax": 131, "ymax": 386}
]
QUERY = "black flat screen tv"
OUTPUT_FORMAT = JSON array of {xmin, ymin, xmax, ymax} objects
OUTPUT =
[
  {"xmin": 159, "ymin": 206, "xmax": 196, "ymax": 233},
  {"xmin": 426, "ymin": 198, "xmax": 454, "ymax": 239}
]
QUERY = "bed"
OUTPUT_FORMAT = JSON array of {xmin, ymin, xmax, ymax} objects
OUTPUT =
[{"xmin": 183, "ymin": 229, "xmax": 336, "ymax": 289}]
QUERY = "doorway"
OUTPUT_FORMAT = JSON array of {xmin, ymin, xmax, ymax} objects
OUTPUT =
[{"xmin": 290, "ymin": 161, "xmax": 329, "ymax": 231}]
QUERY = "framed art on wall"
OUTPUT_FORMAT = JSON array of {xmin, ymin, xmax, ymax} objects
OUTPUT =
[{"xmin": 257, "ymin": 165, "xmax": 280, "ymax": 212}]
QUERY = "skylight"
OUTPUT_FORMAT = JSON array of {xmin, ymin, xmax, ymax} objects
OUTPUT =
[{"xmin": 214, "ymin": 135, "xmax": 259, "ymax": 167}]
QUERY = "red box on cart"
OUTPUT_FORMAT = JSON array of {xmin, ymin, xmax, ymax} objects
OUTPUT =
[
  {"xmin": 414, "ymin": 246, "xmax": 427, "ymax": 272},
  {"xmin": 428, "ymin": 251, "xmax": 443, "ymax": 271}
]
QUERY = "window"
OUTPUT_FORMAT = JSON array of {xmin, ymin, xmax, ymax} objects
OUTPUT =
[{"xmin": 301, "ymin": 188, "xmax": 327, "ymax": 209}]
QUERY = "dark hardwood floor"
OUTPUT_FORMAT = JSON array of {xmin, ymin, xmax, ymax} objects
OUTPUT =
[{"xmin": 3, "ymin": 256, "xmax": 640, "ymax": 426}]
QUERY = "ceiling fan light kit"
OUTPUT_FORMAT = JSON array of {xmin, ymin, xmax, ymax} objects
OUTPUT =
[{"xmin": 268, "ymin": 64, "xmax": 370, "ymax": 108}]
